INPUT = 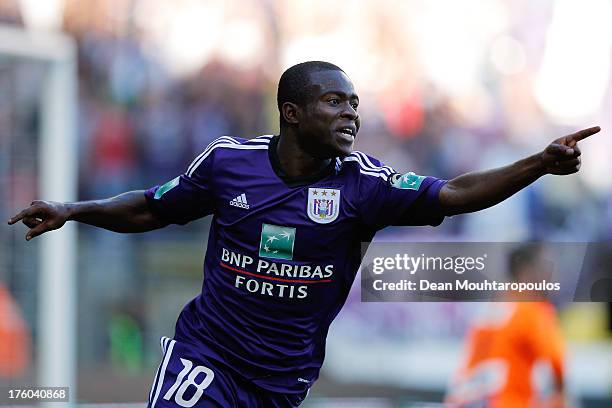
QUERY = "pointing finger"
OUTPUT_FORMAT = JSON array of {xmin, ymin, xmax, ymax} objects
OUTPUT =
[
  {"xmin": 8, "ymin": 207, "xmax": 34, "ymax": 225},
  {"xmin": 569, "ymin": 126, "xmax": 601, "ymax": 143}
]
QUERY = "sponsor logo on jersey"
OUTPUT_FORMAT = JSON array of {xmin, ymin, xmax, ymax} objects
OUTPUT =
[
  {"xmin": 259, "ymin": 223, "xmax": 296, "ymax": 260},
  {"xmin": 220, "ymin": 247, "xmax": 334, "ymax": 299},
  {"xmin": 229, "ymin": 193, "xmax": 250, "ymax": 209},
  {"xmin": 391, "ymin": 172, "xmax": 425, "ymax": 190},
  {"xmin": 307, "ymin": 188, "xmax": 340, "ymax": 224}
]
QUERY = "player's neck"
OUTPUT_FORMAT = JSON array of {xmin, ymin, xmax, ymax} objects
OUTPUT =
[{"xmin": 276, "ymin": 132, "xmax": 332, "ymax": 179}]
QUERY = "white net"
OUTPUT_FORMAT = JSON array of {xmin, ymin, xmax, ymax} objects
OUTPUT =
[
  {"xmin": 0, "ymin": 49, "xmax": 46, "ymax": 387},
  {"xmin": 0, "ymin": 25, "xmax": 77, "ymax": 403}
]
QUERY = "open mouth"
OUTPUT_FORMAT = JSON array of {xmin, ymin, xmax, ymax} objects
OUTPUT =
[{"xmin": 336, "ymin": 126, "xmax": 356, "ymax": 140}]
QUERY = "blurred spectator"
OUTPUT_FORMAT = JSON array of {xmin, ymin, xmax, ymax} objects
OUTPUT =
[
  {"xmin": 0, "ymin": 282, "xmax": 31, "ymax": 378},
  {"xmin": 0, "ymin": 0, "xmax": 21, "ymax": 26},
  {"xmin": 446, "ymin": 245, "xmax": 565, "ymax": 408}
]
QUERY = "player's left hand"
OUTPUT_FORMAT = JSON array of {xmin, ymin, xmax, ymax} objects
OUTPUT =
[{"xmin": 541, "ymin": 126, "xmax": 600, "ymax": 175}]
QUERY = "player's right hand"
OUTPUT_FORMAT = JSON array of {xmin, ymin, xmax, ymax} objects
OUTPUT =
[
  {"xmin": 540, "ymin": 126, "xmax": 600, "ymax": 175},
  {"xmin": 7, "ymin": 201, "xmax": 70, "ymax": 241}
]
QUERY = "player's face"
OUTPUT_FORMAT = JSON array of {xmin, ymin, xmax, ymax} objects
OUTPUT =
[{"xmin": 297, "ymin": 70, "xmax": 360, "ymax": 158}]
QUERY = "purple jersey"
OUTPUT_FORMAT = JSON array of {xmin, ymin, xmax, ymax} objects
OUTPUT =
[{"xmin": 145, "ymin": 135, "xmax": 446, "ymax": 393}]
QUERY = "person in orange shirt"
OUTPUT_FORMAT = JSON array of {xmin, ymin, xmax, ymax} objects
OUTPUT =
[
  {"xmin": 446, "ymin": 244, "xmax": 565, "ymax": 408},
  {"xmin": 0, "ymin": 282, "xmax": 31, "ymax": 378}
]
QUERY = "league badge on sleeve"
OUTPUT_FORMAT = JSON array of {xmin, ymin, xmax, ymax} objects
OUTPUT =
[
  {"xmin": 154, "ymin": 176, "xmax": 180, "ymax": 199},
  {"xmin": 307, "ymin": 188, "xmax": 340, "ymax": 224},
  {"xmin": 391, "ymin": 172, "xmax": 425, "ymax": 190}
]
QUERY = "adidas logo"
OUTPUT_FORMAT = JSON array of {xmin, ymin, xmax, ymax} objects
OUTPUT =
[{"xmin": 229, "ymin": 193, "xmax": 250, "ymax": 209}]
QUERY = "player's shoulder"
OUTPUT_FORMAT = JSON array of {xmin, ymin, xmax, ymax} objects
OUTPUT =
[
  {"xmin": 338, "ymin": 150, "xmax": 396, "ymax": 182},
  {"xmin": 187, "ymin": 135, "xmax": 273, "ymax": 176}
]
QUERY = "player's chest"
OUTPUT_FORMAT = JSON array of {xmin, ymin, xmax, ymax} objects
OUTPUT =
[
  {"xmin": 217, "ymin": 178, "xmax": 360, "ymax": 220},
  {"xmin": 213, "ymin": 180, "xmax": 361, "ymax": 253}
]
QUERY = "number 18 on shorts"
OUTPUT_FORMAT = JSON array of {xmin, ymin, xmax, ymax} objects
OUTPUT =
[
  {"xmin": 148, "ymin": 338, "xmax": 218, "ymax": 408},
  {"xmin": 148, "ymin": 337, "xmax": 307, "ymax": 408}
]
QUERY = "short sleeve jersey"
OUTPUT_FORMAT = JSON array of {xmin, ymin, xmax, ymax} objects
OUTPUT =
[{"xmin": 145, "ymin": 135, "xmax": 447, "ymax": 393}]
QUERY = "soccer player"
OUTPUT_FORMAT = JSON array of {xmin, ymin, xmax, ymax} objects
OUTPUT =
[
  {"xmin": 446, "ymin": 244, "xmax": 566, "ymax": 408},
  {"xmin": 8, "ymin": 61, "xmax": 599, "ymax": 407}
]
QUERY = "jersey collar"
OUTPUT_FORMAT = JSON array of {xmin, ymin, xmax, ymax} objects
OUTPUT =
[{"xmin": 268, "ymin": 135, "xmax": 336, "ymax": 188}]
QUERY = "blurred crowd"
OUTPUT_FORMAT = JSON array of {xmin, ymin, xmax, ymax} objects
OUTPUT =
[{"xmin": 3, "ymin": 0, "xmax": 612, "ymax": 239}]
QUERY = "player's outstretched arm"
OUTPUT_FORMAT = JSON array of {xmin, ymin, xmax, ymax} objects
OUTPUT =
[
  {"xmin": 7, "ymin": 191, "xmax": 167, "ymax": 240},
  {"xmin": 438, "ymin": 126, "xmax": 601, "ymax": 216}
]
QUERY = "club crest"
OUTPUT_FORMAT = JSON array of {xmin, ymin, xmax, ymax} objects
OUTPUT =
[{"xmin": 307, "ymin": 188, "xmax": 340, "ymax": 224}]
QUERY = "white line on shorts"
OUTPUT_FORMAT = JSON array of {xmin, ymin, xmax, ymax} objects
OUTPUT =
[{"xmin": 151, "ymin": 339, "xmax": 176, "ymax": 408}]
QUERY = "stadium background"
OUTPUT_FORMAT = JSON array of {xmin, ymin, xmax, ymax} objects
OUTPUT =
[{"xmin": 1, "ymin": 0, "xmax": 611, "ymax": 406}]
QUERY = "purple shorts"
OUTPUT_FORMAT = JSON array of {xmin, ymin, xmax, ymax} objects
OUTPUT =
[{"xmin": 147, "ymin": 337, "xmax": 308, "ymax": 408}]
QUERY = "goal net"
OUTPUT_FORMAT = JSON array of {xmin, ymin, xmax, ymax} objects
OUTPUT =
[{"xmin": 0, "ymin": 24, "xmax": 77, "ymax": 402}]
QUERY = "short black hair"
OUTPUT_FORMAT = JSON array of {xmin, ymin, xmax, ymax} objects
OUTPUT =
[
  {"xmin": 508, "ymin": 243, "xmax": 543, "ymax": 280},
  {"xmin": 277, "ymin": 61, "xmax": 344, "ymax": 126}
]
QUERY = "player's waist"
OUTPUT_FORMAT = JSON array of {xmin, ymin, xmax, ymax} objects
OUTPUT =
[
  {"xmin": 179, "ymin": 296, "xmax": 326, "ymax": 363},
  {"xmin": 174, "ymin": 315, "xmax": 321, "ymax": 393}
]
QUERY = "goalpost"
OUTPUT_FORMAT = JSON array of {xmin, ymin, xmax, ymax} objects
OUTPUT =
[{"xmin": 0, "ymin": 24, "xmax": 77, "ymax": 402}]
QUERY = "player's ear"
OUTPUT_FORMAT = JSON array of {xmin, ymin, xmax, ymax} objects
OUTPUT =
[{"xmin": 282, "ymin": 102, "xmax": 301, "ymax": 125}]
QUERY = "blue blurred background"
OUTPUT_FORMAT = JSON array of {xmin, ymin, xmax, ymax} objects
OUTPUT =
[{"xmin": 0, "ymin": 0, "xmax": 611, "ymax": 406}]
